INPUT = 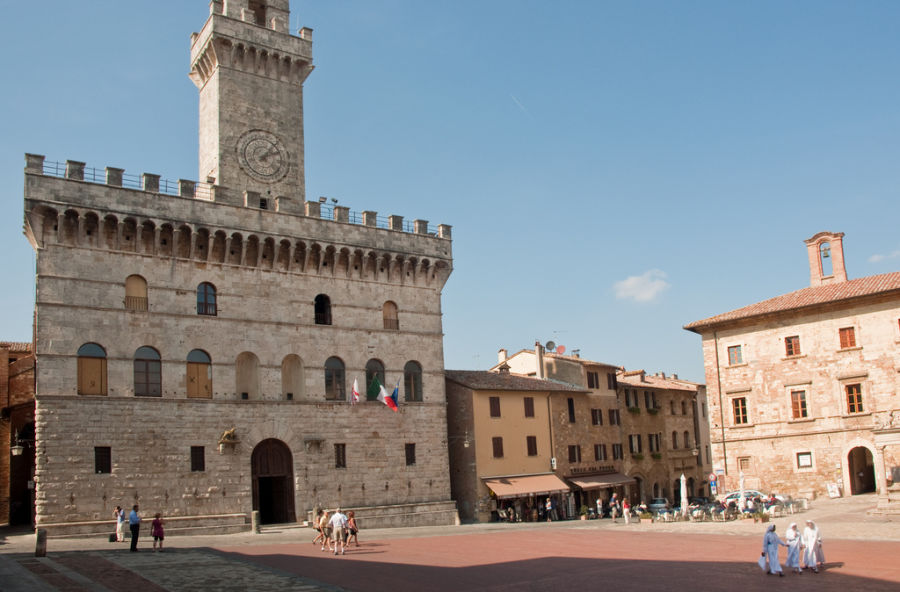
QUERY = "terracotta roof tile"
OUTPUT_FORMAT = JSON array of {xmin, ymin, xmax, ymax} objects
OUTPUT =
[
  {"xmin": 617, "ymin": 372, "xmax": 700, "ymax": 392},
  {"xmin": 445, "ymin": 370, "xmax": 588, "ymax": 393},
  {"xmin": 684, "ymin": 271, "xmax": 900, "ymax": 332},
  {"xmin": 0, "ymin": 342, "xmax": 32, "ymax": 353}
]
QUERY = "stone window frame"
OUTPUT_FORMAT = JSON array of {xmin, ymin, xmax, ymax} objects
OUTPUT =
[
  {"xmin": 586, "ymin": 371, "xmax": 599, "ymax": 389},
  {"xmin": 489, "ymin": 396, "xmax": 501, "ymax": 418},
  {"xmin": 795, "ymin": 451, "xmax": 814, "ymax": 471},
  {"xmin": 591, "ymin": 408, "xmax": 603, "ymax": 426},
  {"xmin": 838, "ymin": 326, "xmax": 857, "ymax": 350},
  {"xmin": 190, "ymin": 446, "xmax": 205, "ymax": 472},
  {"xmin": 594, "ymin": 443, "xmax": 607, "ymax": 461},
  {"xmin": 731, "ymin": 396, "xmax": 749, "ymax": 425},
  {"xmin": 523, "ymin": 397, "xmax": 535, "ymax": 418},
  {"xmin": 94, "ymin": 446, "xmax": 112, "ymax": 474},
  {"xmin": 492, "ymin": 436, "xmax": 504, "ymax": 458},
  {"xmin": 726, "ymin": 344, "xmax": 744, "ymax": 366},
  {"xmin": 568, "ymin": 444, "xmax": 582, "ymax": 463},
  {"xmin": 403, "ymin": 360, "xmax": 423, "ymax": 402},
  {"xmin": 612, "ymin": 443, "xmax": 623, "ymax": 460},
  {"xmin": 197, "ymin": 282, "xmax": 217, "ymax": 316},
  {"xmin": 334, "ymin": 443, "xmax": 347, "ymax": 468},
  {"xmin": 133, "ymin": 346, "xmax": 162, "ymax": 397},
  {"xmin": 405, "ymin": 443, "xmax": 416, "ymax": 466},
  {"xmin": 784, "ymin": 335, "xmax": 801, "ymax": 357}
]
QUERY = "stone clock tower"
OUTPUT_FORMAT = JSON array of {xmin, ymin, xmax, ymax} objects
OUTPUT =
[{"xmin": 189, "ymin": 0, "xmax": 313, "ymax": 211}]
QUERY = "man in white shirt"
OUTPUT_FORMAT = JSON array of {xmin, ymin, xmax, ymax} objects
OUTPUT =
[{"xmin": 329, "ymin": 508, "xmax": 348, "ymax": 555}]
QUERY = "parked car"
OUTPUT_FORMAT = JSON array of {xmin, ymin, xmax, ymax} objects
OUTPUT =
[
  {"xmin": 648, "ymin": 497, "xmax": 671, "ymax": 513},
  {"xmin": 720, "ymin": 490, "xmax": 787, "ymax": 503}
]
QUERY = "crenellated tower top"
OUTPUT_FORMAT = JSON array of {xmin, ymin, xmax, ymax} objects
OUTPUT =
[{"xmin": 190, "ymin": 0, "xmax": 314, "ymax": 213}]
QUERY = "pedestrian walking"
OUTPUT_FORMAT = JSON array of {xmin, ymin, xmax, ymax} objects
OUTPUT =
[
  {"xmin": 329, "ymin": 508, "xmax": 348, "ymax": 556},
  {"xmin": 801, "ymin": 520, "xmax": 824, "ymax": 572},
  {"xmin": 128, "ymin": 505, "xmax": 141, "ymax": 552},
  {"xmin": 761, "ymin": 523, "xmax": 787, "ymax": 576},
  {"xmin": 318, "ymin": 510, "xmax": 332, "ymax": 552},
  {"xmin": 545, "ymin": 498, "xmax": 553, "ymax": 522},
  {"xmin": 312, "ymin": 509, "xmax": 327, "ymax": 546},
  {"xmin": 113, "ymin": 506, "xmax": 126, "ymax": 542},
  {"xmin": 347, "ymin": 510, "xmax": 360, "ymax": 547},
  {"xmin": 785, "ymin": 522, "xmax": 802, "ymax": 574},
  {"xmin": 623, "ymin": 498, "xmax": 631, "ymax": 525},
  {"xmin": 151, "ymin": 513, "xmax": 165, "ymax": 552},
  {"xmin": 611, "ymin": 493, "xmax": 619, "ymax": 523}
]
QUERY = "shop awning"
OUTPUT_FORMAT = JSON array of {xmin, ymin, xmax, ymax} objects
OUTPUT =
[
  {"xmin": 483, "ymin": 474, "xmax": 571, "ymax": 500},
  {"xmin": 569, "ymin": 473, "xmax": 636, "ymax": 490}
]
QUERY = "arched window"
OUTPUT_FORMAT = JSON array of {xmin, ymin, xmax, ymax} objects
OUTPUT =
[
  {"xmin": 134, "ymin": 346, "xmax": 161, "ymax": 397},
  {"xmin": 282, "ymin": 354, "xmax": 304, "ymax": 400},
  {"xmin": 683, "ymin": 431, "xmax": 691, "ymax": 449},
  {"xmin": 383, "ymin": 301, "xmax": 399, "ymax": 330},
  {"xmin": 197, "ymin": 282, "xmax": 217, "ymax": 316},
  {"xmin": 681, "ymin": 400, "xmax": 687, "ymax": 415},
  {"xmin": 125, "ymin": 275, "xmax": 148, "ymax": 311},
  {"xmin": 820, "ymin": 241, "xmax": 833, "ymax": 276},
  {"xmin": 404, "ymin": 360, "xmax": 423, "ymax": 402},
  {"xmin": 365, "ymin": 359, "xmax": 385, "ymax": 400},
  {"xmin": 235, "ymin": 352, "xmax": 260, "ymax": 400},
  {"xmin": 314, "ymin": 294, "xmax": 332, "ymax": 325},
  {"xmin": 77, "ymin": 343, "xmax": 107, "ymax": 395},
  {"xmin": 186, "ymin": 349, "xmax": 212, "ymax": 399},
  {"xmin": 672, "ymin": 431, "xmax": 678, "ymax": 449},
  {"xmin": 324, "ymin": 357, "xmax": 345, "ymax": 400},
  {"xmin": 670, "ymin": 400, "xmax": 676, "ymax": 414}
]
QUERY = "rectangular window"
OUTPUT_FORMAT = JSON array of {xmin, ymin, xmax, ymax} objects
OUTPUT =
[
  {"xmin": 492, "ymin": 437, "xmax": 504, "ymax": 458},
  {"xmin": 489, "ymin": 396, "xmax": 501, "ymax": 418},
  {"xmin": 95, "ymin": 446, "xmax": 111, "ymax": 474},
  {"xmin": 612, "ymin": 443, "xmax": 623, "ymax": 460},
  {"xmin": 727, "ymin": 345, "xmax": 743, "ymax": 365},
  {"xmin": 648, "ymin": 433, "xmax": 660, "ymax": 453},
  {"xmin": 405, "ymin": 443, "xmax": 416, "ymax": 466},
  {"xmin": 739, "ymin": 456, "xmax": 751, "ymax": 471},
  {"xmin": 607, "ymin": 372, "xmax": 617, "ymax": 390},
  {"xmin": 190, "ymin": 446, "xmax": 205, "ymax": 472},
  {"xmin": 594, "ymin": 443, "xmax": 607, "ymax": 461},
  {"xmin": 702, "ymin": 403, "xmax": 707, "ymax": 418},
  {"xmin": 591, "ymin": 408, "xmax": 603, "ymax": 426},
  {"xmin": 790, "ymin": 390, "xmax": 808, "ymax": 419},
  {"xmin": 568, "ymin": 444, "xmax": 582, "ymax": 463},
  {"xmin": 334, "ymin": 443, "xmax": 346, "ymax": 468},
  {"xmin": 526, "ymin": 436, "xmax": 538, "ymax": 456},
  {"xmin": 523, "ymin": 397, "xmax": 535, "ymax": 418},
  {"xmin": 644, "ymin": 391, "xmax": 651, "ymax": 409},
  {"xmin": 586, "ymin": 371, "xmax": 599, "ymax": 389},
  {"xmin": 785, "ymin": 335, "xmax": 801, "ymax": 356},
  {"xmin": 628, "ymin": 434, "xmax": 642, "ymax": 454},
  {"xmin": 608, "ymin": 409, "xmax": 620, "ymax": 425},
  {"xmin": 846, "ymin": 383, "xmax": 863, "ymax": 414},
  {"xmin": 796, "ymin": 452, "xmax": 813, "ymax": 469},
  {"xmin": 567, "ymin": 398, "xmax": 576, "ymax": 423},
  {"xmin": 732, "ymin": 397, "xmax": 748, "ymax": 425},
  {"xmin": 839, "ymin": 327, "xmax": 856, "ymax": 349}
]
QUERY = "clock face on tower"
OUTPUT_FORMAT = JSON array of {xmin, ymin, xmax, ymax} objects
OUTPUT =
[{"xmin": 236, "ymin": 129, "xmax": 289, "ymax": 183}]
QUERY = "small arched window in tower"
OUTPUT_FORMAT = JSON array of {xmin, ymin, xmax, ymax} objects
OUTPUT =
[
  {"xmin": 186, "ymin": 349, "xmax": 212, "ymax": 399},
  {"xmin": 77, "ymin": 343, "xmax": 107, "ymax": 395},
  {"xmin": 134, "ymin": 346, "xmax": 162, "ymax": 397},
  {"xmin": 324, "ymin": 356, "xmax": 345, "ymax": 401},
  {"xmin": 819, "ymin": 241, "xmax": 834, "ymax": 277},
  {"xmin": 314, "ymin": 294, "xmax": 332, "ymax": 325},
  {"xmin": 383, "ymin": 301, "xmax": 399, "ymax": 330},
  {"xmin": 124, "ymin": 275, "xmax": 148, "ymax": 311},
  {"xmin": 248, "ymin": 0, "xmax": 267, "ymax": 26},
  {"xmin": 681, "ymin": 400, "xmax": 687, "ymax": 415},
  {"xmin": 683, "ymin": 431, "xmax": 691, "ymax": 449},
  {"xmin": 404, "ymin": 360, "xmax": 423, "ymax": 402},
  {"xmin": 197, "ymin": 282, "xmax": 217, "ymax": 316},
  {"xmin": 672, "ymin": 431, "xmax": 678, "ymax": 450},
  {"xmin": 365, "ymin": 359, "xmax": 385, "ymax": 400}
]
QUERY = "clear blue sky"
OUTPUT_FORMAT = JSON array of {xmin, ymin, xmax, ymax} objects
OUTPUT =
[{"xmin": 2, "ymin": 1, "xmax": 899, "ymax": 382}]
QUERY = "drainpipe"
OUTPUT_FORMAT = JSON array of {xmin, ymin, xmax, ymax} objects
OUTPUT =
[{"xmin": 713, "ymin": 331, "xmax": 728, "ymax": 481}]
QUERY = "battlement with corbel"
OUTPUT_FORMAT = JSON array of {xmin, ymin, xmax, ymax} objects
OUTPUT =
[{"xmin": 23, "ymin": 155, "xmax": 452, "ymax": 277}]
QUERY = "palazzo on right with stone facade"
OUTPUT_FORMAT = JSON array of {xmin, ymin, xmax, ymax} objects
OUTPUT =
[{"xmin": 685, "ymin": 232, "xmax": 900, "ymax": 509}]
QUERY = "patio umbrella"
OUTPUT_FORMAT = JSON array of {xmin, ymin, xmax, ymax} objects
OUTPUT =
[
  {"xmin": 680, "ymin": 473, "xmax": 688, "ymax": 518},
  {"xmin": 739, "ymin": 471, "xmax": 745, "ymax": 510}
]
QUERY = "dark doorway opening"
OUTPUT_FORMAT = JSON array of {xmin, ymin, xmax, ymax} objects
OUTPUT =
[
  {"xmin": 251, "ymin": 439, "xmax": 296, "ymax": 524},
  {"xmin": 848, "ymin": 446, "xmax": 876, "ymax": 495}
]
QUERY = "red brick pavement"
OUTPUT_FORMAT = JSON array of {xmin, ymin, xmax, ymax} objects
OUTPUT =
[{"xmin": 219, "ymin": 530, "xmax": 900, "ymax": 592}]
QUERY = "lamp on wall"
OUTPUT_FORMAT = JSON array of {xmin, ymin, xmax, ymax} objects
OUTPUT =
[{"xmin": 10, "ymin": 429, "xmax": 34, "ymax": 457}]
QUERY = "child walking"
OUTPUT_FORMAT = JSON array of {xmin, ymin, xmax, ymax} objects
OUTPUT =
[{"xmin": 151, "ymin": 513, "xmax": 165, "ymax": 552}]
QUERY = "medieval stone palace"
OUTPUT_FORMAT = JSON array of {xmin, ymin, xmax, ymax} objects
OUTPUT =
[{"xmin": 23, "ymin": 0, "xmax": 457, "ymax": 535}]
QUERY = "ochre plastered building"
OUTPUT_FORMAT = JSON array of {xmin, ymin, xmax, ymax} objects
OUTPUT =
[
  {"xmin": 23, "ymin": 0, "xmax": 457, "ymax": 535},
  {"xmin": 685, "ymin": 231, "xmax": 900, "ymax": 506}
]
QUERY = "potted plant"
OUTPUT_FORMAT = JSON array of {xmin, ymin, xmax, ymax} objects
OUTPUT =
[
  {"xmin": 627, "ymin": 407, "xmax": 641, "ymax": 414},
  {"xmin": 651, "ymin": 452, "xmax": 662, "ymax": 460},
  {"xmin": 579, "ymin": 505, "xmax": 589, "ymax": 520}
]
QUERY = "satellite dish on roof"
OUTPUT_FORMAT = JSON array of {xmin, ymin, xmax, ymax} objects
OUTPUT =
[
  {"xmin": 557, "ymin": 345, "xmax": 566, "ymax": 354},
  {"xmin": 545, "ymin": 341, "xmax": 556, "ymax": 352}
]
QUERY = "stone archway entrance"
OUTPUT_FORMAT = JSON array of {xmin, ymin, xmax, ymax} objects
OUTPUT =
[
  {"xmin": 847, "ymin": 446, "xmax": 876, "ymax": 495},
  {"xmin": 251, "ymin": 439, "xmax": 296, "ymax": 524}
]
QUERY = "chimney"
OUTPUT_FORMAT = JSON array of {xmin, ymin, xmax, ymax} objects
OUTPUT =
[
  {"xmin": 498, "ymin": 362, "xmax": 511, "ymax": 374},
  {"xmin": 498, "ymin": 348, "xmax": 508, "ymax": 364},
  {"xmin": 804, "ymin": 231, "xmax": 847, "ymax": 287},
  {"xmin": 535, "ymin": 341, "xmax": 545, "ymax": 380},
  {"xmin": 672, "ymin": 373, "xmax": 678, "ymax": 380},
  {"xmin": 659, "ymin": 371, "xmax": 666, "ymax": 379}
]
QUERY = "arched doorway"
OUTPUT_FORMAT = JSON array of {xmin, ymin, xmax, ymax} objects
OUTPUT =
[
  {"xmin": 848, "ymin": 446, "xmax": 876, "ymax": 495},
  {"xmin": 251, "ymin": 439, "xmax": 296, "ymax": 524}
]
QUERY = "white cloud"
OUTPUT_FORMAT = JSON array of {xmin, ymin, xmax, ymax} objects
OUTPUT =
[
  {"xmin": 613, "ymin": 269, "xmax": 670, "ymax": 303},
  {"xmin": 868, "ymin": 250, "xmax": 900, "ymax": 264}
]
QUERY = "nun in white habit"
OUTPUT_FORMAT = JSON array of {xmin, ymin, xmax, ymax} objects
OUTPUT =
[
  {"xmin": 802, "ymin": 520, "xmax": 824, "ymax": 573},
  {"xmin": 762, "ymin": 523, "xmax": 787, "ymax": 576},
  {"xmin": 785, "ymin": 522, "xmax": 802, "ymax": 574}
]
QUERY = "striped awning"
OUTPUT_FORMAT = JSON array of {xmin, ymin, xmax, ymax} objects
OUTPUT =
[{"xmin": 483, "ymin": 474, "xmax": 571, "ymax": 500}]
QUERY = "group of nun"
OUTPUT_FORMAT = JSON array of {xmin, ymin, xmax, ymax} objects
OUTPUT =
[{"xmin": 760, "ymin": 520, "xmax": 824, "ymax": 575}]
